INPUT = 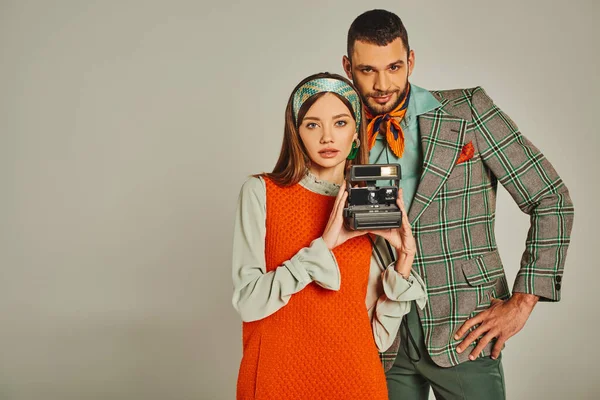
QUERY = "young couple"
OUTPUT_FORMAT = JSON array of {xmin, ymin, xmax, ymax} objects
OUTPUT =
[{"xmin": 232, "ymin": 9, "xmax": 574, "ymax": 400}]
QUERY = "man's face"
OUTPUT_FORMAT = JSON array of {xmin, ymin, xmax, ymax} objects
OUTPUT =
[{"xmin": 343, "ymin": 38, "xmax": 415, "ymax": 115}]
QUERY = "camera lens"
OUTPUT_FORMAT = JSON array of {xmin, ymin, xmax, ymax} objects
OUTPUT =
[{"xmin": 368, "ymin": 192, "xmax": 378, "ymax": 204}]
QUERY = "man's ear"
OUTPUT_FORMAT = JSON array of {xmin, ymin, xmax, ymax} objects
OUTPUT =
[
  {"xmin": 342, "ymin": 55, "xmax": 353, "ymax": 80},
  {"xmin": 407, "ymin": 50, "xmax": 415, "ymax": 77}
]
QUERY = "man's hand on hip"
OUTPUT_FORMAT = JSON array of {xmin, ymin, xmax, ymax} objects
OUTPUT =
[{"xmin": 454, "ymin": 292, "xmax": 539, "ymax": 360}]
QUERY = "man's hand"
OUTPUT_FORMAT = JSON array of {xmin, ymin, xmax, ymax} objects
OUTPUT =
[{"xmin": 454, "ymin": 292, "xmax": 539, "ymax": 360}]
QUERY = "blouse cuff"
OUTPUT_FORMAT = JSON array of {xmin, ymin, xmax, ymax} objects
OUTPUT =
[
  {"xmin": 382, "ymin": 264, "xmax": 428, "ymax": 309},
  {"xmin": 373, "ymin": 265, "xmax": 428, "ymax": 352},
  {"xmin": 286, "ymin": 237, "xmax": 341, "ymax": 291}
]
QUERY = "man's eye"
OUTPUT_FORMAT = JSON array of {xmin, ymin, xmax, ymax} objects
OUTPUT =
[
  {"xmin": 390, "ymin": 65, "xmax": 400, "ymax": 71},
  {"xmin": 361, "ymin": 68, "xmax": 372, "ymax": 73},
  {"xmin": 335, "ymin": 120, "xmax": 348, "ymax": 127}
]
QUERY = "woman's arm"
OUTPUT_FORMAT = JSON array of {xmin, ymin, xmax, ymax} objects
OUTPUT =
[
  {"xmin": 366, "ymin": 238, "xmax": 428, "ymax": 352},
  {"xmin": 232, "ymin": 177, "xmax": 341, "ymax": 322},
  {"xmin": 371, "ymin": 263, "xmax": 427, "ymax": 352},
  {"xmin": 366, "ymin": 189, "xmax": 428, "ymax": 351}
]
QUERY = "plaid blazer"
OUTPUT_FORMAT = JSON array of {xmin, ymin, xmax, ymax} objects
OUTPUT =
[{"xmin": 380, "ymin": 87, "xmax": 575, "ymax": 369}]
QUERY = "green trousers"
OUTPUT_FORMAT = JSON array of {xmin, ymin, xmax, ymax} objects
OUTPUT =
[{"xmin": 386, "ymin": 304, "xmax": 506, "ymax": 400}]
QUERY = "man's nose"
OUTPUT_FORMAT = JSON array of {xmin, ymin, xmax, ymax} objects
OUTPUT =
[{"xmin": 374, "ymin": 72, "xmax": 389, "ymax": 92}]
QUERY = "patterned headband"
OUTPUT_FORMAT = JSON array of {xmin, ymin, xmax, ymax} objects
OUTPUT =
[{"xmin": 292, "ymin": 78, "xmax": 362, "ymax": 132}]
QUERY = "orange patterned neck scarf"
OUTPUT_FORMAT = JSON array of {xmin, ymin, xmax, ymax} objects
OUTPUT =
[{"xmin": 365, "ymin": 84, "xmax": 411, "ymax": 158}]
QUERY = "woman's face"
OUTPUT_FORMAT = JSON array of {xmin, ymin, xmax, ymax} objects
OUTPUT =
[{"xmin": 298, "ymin": 93, "xmax": 357, "ymax": 175}]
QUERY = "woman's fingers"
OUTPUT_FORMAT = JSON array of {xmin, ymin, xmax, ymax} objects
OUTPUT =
[
  {"xmin": 399, "ymin": 204, "xmax": 411, "ymax": 231},
  {"xmin": 335, "ymin": 191, "xmax": 348, "ymax": 222},
  {"xmin": 368, "ymin": 229, "xmax": 393, "ymax": 243},
  {"xmin": 393, "ymin": 189, "xmax": 416, "ymax": 254},
  {"xmin": 326, "ymin": 184, "xmax": 346, "ymax": 229},
  {"xmin": 396, "ymin": 188, "xmax": 407, "ymax": 214},
  {"xmin": 328, "ymin": 188, "xmax": 349, "ymax": 240},
  {"xmin": 395, "ymin": 190, "xmax": 411, "ymax": 230},
  {"xmin": 337, "ymin": 180, "xmax": 346, "ymax": 200},
  {"xmin": 396, "ymin": 190, "xmax": 411, "ymax": 230},
  {"xmin": 332, "ymin": 182, "xmax": 346, "ymax": 216},
  {"xmin": 346, "ymin": 228, "xmax": 368, "ymax": 240}
]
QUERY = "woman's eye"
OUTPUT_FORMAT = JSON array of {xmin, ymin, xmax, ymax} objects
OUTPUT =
[
  {"xmin": 335, "ymin": 120, "xmax": 348, "ymax": 127},
  {"xmin": 306, "ymin": 122, "xmax": 318, "ymax": 129}
]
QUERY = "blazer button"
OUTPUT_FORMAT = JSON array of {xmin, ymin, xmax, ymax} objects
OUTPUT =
[
  {"xmin": 556, "ymin": 283, "xmax": 562, "ymax": 291},
  {"xmin": 556, "ymin": 276, "xmax": 562, "ymax": 283}
]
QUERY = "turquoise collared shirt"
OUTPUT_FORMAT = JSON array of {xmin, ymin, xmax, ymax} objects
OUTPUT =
[{"xmin": 369, "ymin": 84, "xmax": 441, "ymax": 213}]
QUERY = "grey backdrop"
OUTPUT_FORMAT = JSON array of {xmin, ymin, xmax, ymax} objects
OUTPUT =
[{"xmin": 1, "ymin": 0, "xmax": 598, "ymax": 399}]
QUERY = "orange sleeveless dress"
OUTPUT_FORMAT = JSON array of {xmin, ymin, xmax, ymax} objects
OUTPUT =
[{"xmin": 236, "ymin": 177, "xmax": 388, "ymax": 400}]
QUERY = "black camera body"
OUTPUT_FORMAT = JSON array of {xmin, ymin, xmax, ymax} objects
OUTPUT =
[{"xmin": 343, "ymin": 164, "xmax": 402, "ymax": 230}]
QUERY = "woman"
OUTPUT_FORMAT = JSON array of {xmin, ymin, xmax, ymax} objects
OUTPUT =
[{"xmin": 232, "ymin": 73, "xmax": 427, "ymax": 399}]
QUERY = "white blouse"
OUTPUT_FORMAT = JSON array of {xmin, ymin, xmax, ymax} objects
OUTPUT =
[{"xmin": 231, "ymin": 172, "xmax": 427, "ymax": 351}]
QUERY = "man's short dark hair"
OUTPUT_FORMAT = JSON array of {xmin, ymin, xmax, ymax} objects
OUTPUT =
[{"xmin": 347, "ymin": 9, "xmax": 409, "ymax": 60}]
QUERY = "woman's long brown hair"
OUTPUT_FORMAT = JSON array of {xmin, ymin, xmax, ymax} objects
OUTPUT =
[{"xmin": 261, "ymin": 72, "xmax": 368, "ymax": 186}]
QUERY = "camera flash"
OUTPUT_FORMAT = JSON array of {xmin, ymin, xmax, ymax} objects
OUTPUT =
[{"xmin": 380, "ymin": 166, "xmax": 398, "ymax": 177}]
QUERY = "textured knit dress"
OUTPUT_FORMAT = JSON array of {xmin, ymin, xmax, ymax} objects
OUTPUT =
[{"xmin": 236, "ymin": 177, "xmax": 388, "ymax": 400}]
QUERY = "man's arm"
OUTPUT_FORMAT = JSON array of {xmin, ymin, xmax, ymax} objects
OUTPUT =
[{"xmin": 455, "ymin": 87, "xmax": 575, "ymax": 359}]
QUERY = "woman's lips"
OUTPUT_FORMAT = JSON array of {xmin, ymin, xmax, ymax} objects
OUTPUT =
[{"xmin": 318, "ymin": 149, "xmax": 340, "ymax": 158}]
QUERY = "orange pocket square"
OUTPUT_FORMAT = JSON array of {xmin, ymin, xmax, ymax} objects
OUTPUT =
[{"xmin": 456, "ymin": 141, "xmax": 475, "ymax": 164}]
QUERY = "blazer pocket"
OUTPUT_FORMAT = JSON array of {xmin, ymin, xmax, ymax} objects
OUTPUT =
[
  {"xmin": 446, "ymin": 157, "xmax": 479, "ymax": 184},
  {"xmin": 460, "ymin": 249, "xmax": 504, "ymax": 286},
  {"xmin": 458, "ymin": 250, "xmax": 506, "ymax": 318}
]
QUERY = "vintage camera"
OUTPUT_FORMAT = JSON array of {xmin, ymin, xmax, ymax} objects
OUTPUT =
[{"xmin": 343, "ymin": 164, "xmax": 402, "ymax": 230}]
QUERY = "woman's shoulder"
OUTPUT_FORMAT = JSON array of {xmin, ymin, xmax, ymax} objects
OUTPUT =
[
  {"xmin": 240, "ymin": 174, "xmax": 306, "ymax": 198},
  {"xmin": 236, "ymin": 176, "xmax": 267, "ymax": 214},
  {"xmin": 239, "ymin": 175, "xmax": 266, "ymax": 198}
]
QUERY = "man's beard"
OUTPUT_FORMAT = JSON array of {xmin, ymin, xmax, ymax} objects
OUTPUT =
[{"xmin": 362, "ymin": 79, "xmax": 410, "ymax": 116}]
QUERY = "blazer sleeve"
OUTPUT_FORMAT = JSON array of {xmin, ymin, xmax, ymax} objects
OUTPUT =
[{"xmin": 470, "ymin": 87, "xmax": 575, "ymax": 301}]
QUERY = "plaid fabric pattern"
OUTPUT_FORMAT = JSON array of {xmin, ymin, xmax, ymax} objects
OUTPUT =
[{"xmin": 379, "ymin": 87, "xmax": 574, "ymax": 369}]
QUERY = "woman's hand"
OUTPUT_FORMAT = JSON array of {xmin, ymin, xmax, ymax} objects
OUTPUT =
[
  {"xmin": 322, "ymin": 183, "xmax": 367, "ymax": 250},
  {"xmin": 368, "ymin": 189, "xmax": 416, "ymax": 278}
]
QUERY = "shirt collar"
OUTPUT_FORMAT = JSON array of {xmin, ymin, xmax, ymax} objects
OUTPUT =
[
  {"xmin": 299, "ymin": 170, "xmax": 340, "ymax": 196},
  {"xmin": 404, "ymin": 83, "xmax": 441, "ymax": 124}
]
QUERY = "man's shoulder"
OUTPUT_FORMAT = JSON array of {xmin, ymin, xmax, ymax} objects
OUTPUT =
[
  {"xmin": 428, "ymin": 86, "xmax": 486, "ymax": 100},
  {"xmin": 424, "ymin": 86, "xmax": 493, "ymax": 121}
]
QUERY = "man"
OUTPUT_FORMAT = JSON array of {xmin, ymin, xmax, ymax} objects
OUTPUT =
[{"xmin": 344, "ymin": 9, "xmax": 574, "ymax": 399}]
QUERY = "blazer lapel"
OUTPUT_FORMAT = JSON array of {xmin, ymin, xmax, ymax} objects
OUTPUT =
[{"xmin": 408, "ymin": 108, "xmax": 467, "ymax": 224}]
